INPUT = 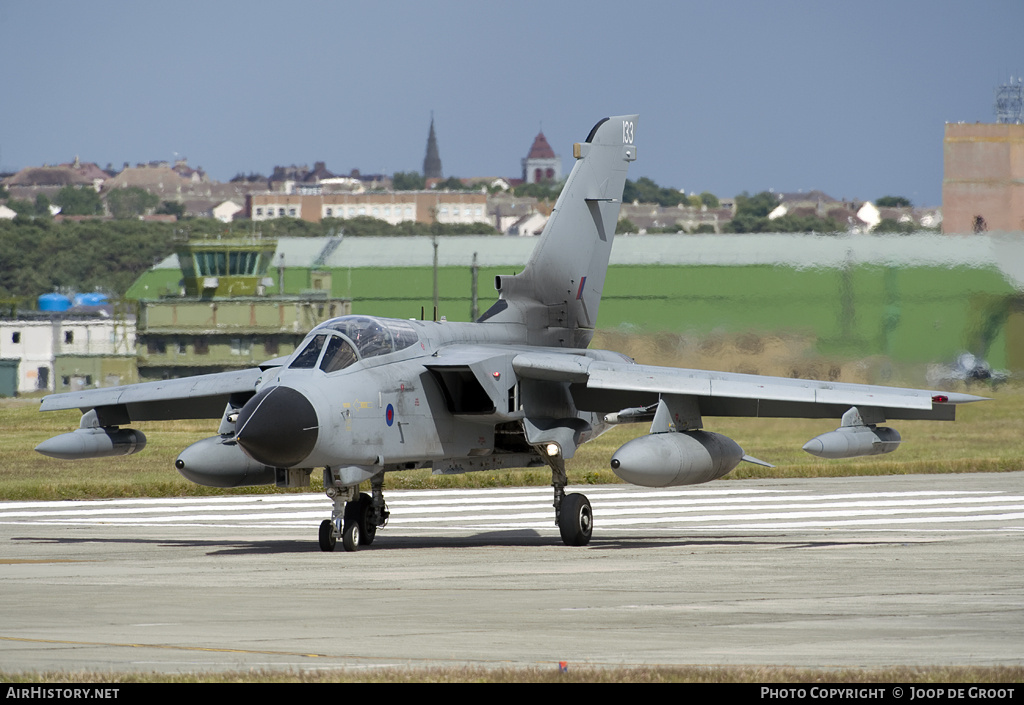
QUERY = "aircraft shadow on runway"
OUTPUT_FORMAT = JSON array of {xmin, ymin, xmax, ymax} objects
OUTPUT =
[{"xmin": 10, "ymin": 532, "xmax": 914, "ymax": 555}]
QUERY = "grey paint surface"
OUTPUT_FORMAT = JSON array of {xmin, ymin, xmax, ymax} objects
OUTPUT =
[{"xmin": 1, "ymin": 473, "xmax": 1021, "ymax": 673}]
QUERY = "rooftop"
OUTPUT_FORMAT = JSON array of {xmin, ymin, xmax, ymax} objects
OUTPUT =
[{"xmin": 526, "ymin": 132, "xmax": 556, "ymax": 160}]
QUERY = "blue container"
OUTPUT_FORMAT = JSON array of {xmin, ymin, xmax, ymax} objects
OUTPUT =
[
  {"xmin": 74, "ymin": 293, "xmax": 109, "ymax": 307},
  {"xmin": 38, "ymin": 293, "xmax": 72, "ymax": 312}
]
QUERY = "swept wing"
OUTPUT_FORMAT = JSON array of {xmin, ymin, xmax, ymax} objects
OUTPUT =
[
  {"xmin": 38, "ymin": 367, "xmax": 265, "ymax": 423},
  {"xmin": 512, "ymin": 352, "xmax": 985, "ymax": 422}
]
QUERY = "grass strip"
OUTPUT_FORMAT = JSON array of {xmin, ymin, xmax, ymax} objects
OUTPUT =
[{"xmin": 1, "ymin": 383, "xmax": 1018, "ymax": 502}]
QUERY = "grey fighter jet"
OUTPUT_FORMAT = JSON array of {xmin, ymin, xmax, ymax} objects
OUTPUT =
[{"xmin": 35, "ymin": 115, "xmax": 985, "ymax": 550}]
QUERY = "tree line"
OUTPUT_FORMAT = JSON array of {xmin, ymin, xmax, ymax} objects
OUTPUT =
[
  {"xmin": 0, "ymin": 216, "xmax": 500, "ymax": 302},
  {"xmin": 0, "ymin": 219, "xmax": 178, "ymax": 302}
]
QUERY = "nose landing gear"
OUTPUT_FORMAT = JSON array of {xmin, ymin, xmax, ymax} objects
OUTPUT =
[{"xmin": 319, "ymin": 470, "xmax": 389, "ymax": 552}]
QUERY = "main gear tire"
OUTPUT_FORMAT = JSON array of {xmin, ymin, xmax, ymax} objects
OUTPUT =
[
  {"xmin": 318, "ymin": 519, "xmax": 336, "ymax": 552},
  {"xmin": 344, "ymin": 493, "xmax": 376, "ymax": 547},
  {"xmin": 342, "ymin": 519, "xmax": 360, "ymax": 552},
  {"xmin": 558, "ymin": 493, "xmax": 593, "ymax": 546}
]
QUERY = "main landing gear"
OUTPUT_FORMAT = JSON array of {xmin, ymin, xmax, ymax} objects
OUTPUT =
[
  {"xmin": 317, "ymin": 460, "xmax": 593, "ymax": 551},
  {"xmin": 319, "ymin": 471, "xmax": 389, "ymax": 552},
  {"xmin": 549, "ymin": 451, "xmax": 593, "ymax": 547}
]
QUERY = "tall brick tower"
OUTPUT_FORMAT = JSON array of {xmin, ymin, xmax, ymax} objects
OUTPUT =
[
  {"xmin": 942, "ymin": 123, "xmax": 1024, "ymax": 233},
  {"xmin": 942, "ymin": 79, "xmax": 1024, "ymax": 234}
]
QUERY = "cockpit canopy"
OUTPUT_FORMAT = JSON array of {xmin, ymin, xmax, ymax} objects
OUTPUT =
[{"xmin": 288, "ymin": 316, "xmax": 420, "ymax": 373}]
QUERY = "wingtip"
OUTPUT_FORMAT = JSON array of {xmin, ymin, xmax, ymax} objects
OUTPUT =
[{"xmin": 934, "ymin": 392, "xmax": 990, "ymax": 404}]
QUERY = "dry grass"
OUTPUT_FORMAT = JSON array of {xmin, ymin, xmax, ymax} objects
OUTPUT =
[
  {"xmin": 1, "ymin": 333, "xmax": 1018, "ymax": 501},
  {"xmin": 2, "ymin": 664, "xmax": 1022, "ymax": 683},
  {"xmin": 0, "ymin": 399, "xmax": 287, "ymax": 500},
  {"xmin": 593, "ymin": 329, "xmax": 883, "ymax": 383}
]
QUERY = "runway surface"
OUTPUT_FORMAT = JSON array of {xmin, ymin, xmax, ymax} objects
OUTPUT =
[{"xmin": 1, "ymin": 472, "xmax": 1022, "ymax": 673}]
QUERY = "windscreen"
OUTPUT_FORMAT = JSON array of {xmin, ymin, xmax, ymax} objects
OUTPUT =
[
  {"xmin": 288, "ymin": 334, "xmax": 327, "ymax": 369},
  {"xmin": 319, "ymin": 335, "xmax": 359, "ymax": 373},
  {"xmin": 318, "ymin": 316, "xmax": 419, "ymax": 359}
]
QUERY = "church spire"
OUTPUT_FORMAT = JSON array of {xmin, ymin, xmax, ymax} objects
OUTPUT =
[{"xmin": 423, "ymin": 113, "xmax": 442, "ymax": 180}]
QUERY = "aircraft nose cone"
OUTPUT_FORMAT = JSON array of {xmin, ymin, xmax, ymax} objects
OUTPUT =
[{"xmin": 235, "ymin": 385, "xmax": 319, "ymax": 467}]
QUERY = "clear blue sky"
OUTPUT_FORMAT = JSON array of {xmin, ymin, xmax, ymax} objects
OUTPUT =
[{"xmin": 1, "ymin": 0, "xmax": 1021, "ymax": 207}]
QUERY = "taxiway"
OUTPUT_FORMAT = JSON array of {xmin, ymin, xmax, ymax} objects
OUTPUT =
[{"xmin": 1, "ymin": 473, "xmax": 1022, "ymax": 673}]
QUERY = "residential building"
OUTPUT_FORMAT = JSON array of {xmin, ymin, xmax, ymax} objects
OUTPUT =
[
  {"xmin": 103, "ymin": 164, "xmax": 190, "ymax": 197},
  {"xmin": 246, "ymin": 191, "xmax": 490, "ymax": 226},
  {"xmin": 1, "ymin": 157, "xmax": 109, "ymax": 201},
  {"xmin": 506, "ymin": 212, "xmax": 548, "ymax": 236},
  {"xmin": 212, "ymin": 200, "xmax": 244, "ymax": 223}
]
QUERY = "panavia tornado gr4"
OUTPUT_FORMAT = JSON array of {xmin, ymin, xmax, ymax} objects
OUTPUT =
[{"xmin": 36, "ymin": 115, "xmax": 985, "ymax": 551}]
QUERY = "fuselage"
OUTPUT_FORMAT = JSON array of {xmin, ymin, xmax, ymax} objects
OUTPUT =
[{"xmin": 232, "ymin": 314, "xmax": 617, "ymax": 474}]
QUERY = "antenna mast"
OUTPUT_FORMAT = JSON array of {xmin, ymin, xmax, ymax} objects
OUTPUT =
[{"xmin": 995, "ymin": 77, "xmax": 1024, "ymax": 124}]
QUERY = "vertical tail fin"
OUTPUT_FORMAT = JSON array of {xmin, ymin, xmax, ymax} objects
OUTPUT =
[{"xmin": 481, "ymin": 114, "xmax": 638, "ymax": 347}]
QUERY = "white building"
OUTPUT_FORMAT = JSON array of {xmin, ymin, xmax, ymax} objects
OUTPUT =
[
  {"xmin": 247, "ymin": 191, "xmax": 491, "ymax": 227},
  {"xmin": 213, "ymin": 200, "xmax": 243, "ymax": 223},
  {"xmin": 506, "ymin": 212, "xmax": 549, "ymax": 237},
  {"xmin": 0, "ymin": 315, "xmax": 136, "ymax": 393}
]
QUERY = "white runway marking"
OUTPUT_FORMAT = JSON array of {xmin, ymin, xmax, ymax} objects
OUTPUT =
[{"xmin": 2, "ymin": 484, "xmax": 1023, "ymax": 533}]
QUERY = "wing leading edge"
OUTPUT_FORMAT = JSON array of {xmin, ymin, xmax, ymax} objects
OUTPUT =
[
  {"xmin": 512, "ymin": 352, "xmax": 986, "ymax": 422},
  {"xmin": 39, "ymin": 367, "xmax": 265, "ymax": 423}
]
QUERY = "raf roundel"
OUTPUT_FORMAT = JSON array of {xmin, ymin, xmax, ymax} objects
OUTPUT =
[{"xmin": 385, "ymin": 404, "xmax": 395, "ymax": 427}]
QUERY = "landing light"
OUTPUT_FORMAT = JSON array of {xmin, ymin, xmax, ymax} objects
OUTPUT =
[{"xmin": 545, "ymin": 443, "xmax": 561, "ymax": 457}]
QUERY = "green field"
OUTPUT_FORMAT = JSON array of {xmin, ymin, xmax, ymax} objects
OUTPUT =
[
  {"xmin": 132, "ymin": 260, "xmax": 1016, "ymax": 370},
  {"xmin": 339, "ymin": 264, "xmax": 1015, "ymax": 369},
  {"xmin": 132, "ymin": 251, "xmax": 1019, "ymax": 368}
]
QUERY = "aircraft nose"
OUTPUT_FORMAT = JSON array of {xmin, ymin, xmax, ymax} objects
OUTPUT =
[{"xmin": 235, "ymin": 385, "xmax": 319, "ymax": 467}]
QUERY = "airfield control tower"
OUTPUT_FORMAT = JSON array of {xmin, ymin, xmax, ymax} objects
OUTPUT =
[{"xmin": 136, "ymin": 234, "xmax": 350, "ymax": 381}]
